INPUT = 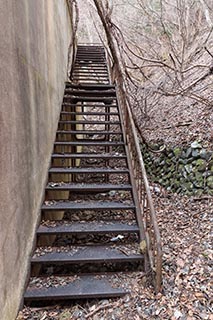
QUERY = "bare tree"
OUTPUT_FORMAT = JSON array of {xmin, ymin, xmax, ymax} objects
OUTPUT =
[{"xmin": 90, "ymin": 0, "xmax": 213, "ymax": 113}]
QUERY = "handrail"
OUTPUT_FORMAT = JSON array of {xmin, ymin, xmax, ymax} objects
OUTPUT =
[
  {"xmin": 106, "ymin": 49, "xmax": 162, "ymax": 292},
  {"xmin": 118, "ymin": 81, "xmax": 162, "ymax": 293}
]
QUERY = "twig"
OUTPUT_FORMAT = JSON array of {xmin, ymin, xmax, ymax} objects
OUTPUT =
[
  {"xmin": 163, "ymin": 121, "xmax": 192, "ymax": 129},
  {"xmin": 85, "ymin": 302, "xmax": 114, "ymax": 318},
  {"xmin": 192, "ymin": 196, "xmax": 212, "ymax": 201}
]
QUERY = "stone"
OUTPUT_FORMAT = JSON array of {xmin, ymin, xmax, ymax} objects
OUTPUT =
[
  {"xmin": 199, "ymin": 149, "xmax": 212, "ymax": 160},
  {"xmin": 173, "ymin": 147, "xmax": 182, "ymax": 157},
  {"xmin": 186, "ymin": 157, "xmax": 193, "ymax": 164},
  {"xmin": 191, "ymin": 141, "xmax": 202, "ymax": 149},
  {"xmin": 206, "ymin": 176, "xmax": 213, "ymax": 189},
  {"xmin": 181, "ymin": 150, "xmax": 187, "ymax": 158},
  {"xmin": 185, "ymin": 147, "xmax": 192, "ymax": 158},
  {"xmin": 208, "ymin": 189, "xmax": 213, "ymax": 196},
  {"xmin": 179, "ymin": 158, "xmax": 187, "ymax": 165},
  {"xmin": 166, "ymin": 159, "xmax": 172, "ymax": 165},
  {"xmin": 184, "ymin": 164, "xmax": 192, "ymax": 174},
  {"xmin": 203, "ymin": 171, "xmax": 212, "ymax": 178},
  {"xmin": 195, "ymin": 189, "xmax": 203, "ymax": 196},
  {"xmin": 195, "ymin": 159, "xmax": 207, "ymax": 172},
  {"xmin": 192, "ymin": 149, "xmax": 200, "ymax": 158}
]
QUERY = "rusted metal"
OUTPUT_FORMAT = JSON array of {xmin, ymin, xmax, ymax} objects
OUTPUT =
[
  {"xmin": 41, "ymin": 201, "xmax": 134, "ymax": 212},
  {"xmin": 113, "ymin": 72, "xmax": 163, "ymax": 292},
  {"xmin": 24, "ymin": 275, "xmax": 127, "ymax": 301},
  {"xmin": 24, "ymin": 45, "xmax": 148, "ymax": 304},
  {"xmin": 37, "ymin": 221, "xmax": 139, "ymax": 236},
  {"xmin": 32, "ymin": 245, "xmax": 142, "ymax": 265}
]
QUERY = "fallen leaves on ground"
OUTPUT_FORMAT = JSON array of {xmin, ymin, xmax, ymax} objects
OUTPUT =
[{"xmin": 17, "ymin": 188, "xmax": 212, "ymax": 320}]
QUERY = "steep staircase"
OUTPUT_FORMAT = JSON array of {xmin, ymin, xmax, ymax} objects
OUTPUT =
[{"xmin": 24, "ymin": 45, "xmax": 145, "ymax": 303}]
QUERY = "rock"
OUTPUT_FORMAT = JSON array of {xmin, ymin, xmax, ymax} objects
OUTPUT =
[
  {"xmin": 179, "ymin": 158, "xmax": 187, "ymax": 165},
  {"xmin": 166, "ymin": 159, "xmax": 172, "ymax": 165},
  {"xmin": 185, "ymin": 147, "xmax": 192, "ymax": 158},
  {"xmin": 164, "ymin": 179, "xmax": 170, "ymax": 187},
  {"xmin": 181, "ymin": 150, "xmax": 187, "ymax": 158},
  {"xmin": 199, "ymin": 149, "xmax": 212, "ymax": 160},
  {"xmin": 194, "ymin": 172, "xmax": 204, "ymax": 188},
  {"xmin": 206, "ymin": 176, "xmax": 213, "ymax": 188},
  {"xmin": 173, "ymin": 147, "xmax": 181, "ymax": 157},
  {"xmin": 194, "ymin": 159, "xmax": 207, "ymax": 172},
  {"xmin": 192, "ymin": 149, "xmax": 199, "ymax": 158},
  {"xmin": 194, "ymin": 189, "xmax": 203, "ymax": 196},
  {"xmin": 166, "ymin": 171, "xmax": 172, "ymax": 179},
  {"xmin": 184, "ymin": 164, "xmax": 192, "ymax": 174},
  {"xmin": 160, "ymin": 160, "xmax": 165, "ymax": 165},
  {"xmin": 191, "ymin": 140, "xmax": 202, "ymax": 149},
  {"xmin": 208, "ymin": 189, "xmax": 213, "ymax": 196},
  {"xmin": 186, "ymin": 157, "xmax": 193, "ymax": 164},
  {"xmin": 203, "ymin": 171, "xmax": 212, "ymax": 178}
]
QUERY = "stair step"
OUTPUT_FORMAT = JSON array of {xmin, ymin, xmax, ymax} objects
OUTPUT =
[
  {"xmin": 65, "ymin": 89, "xmax": 116, "ymax": 97},
  {"xmin": 49, "ymin": 168, "xmax": 129, "ymax": 174},
  {"xmin": 41, "ymin": 201, "xmax": 134, "ymax": 211},
  {"xmin": 76, "ymin": 59, "xmax": 106, "ymax": 63},
  {"xmin": 76, "ymin": 52, "xmax": 105, "ymax": 54},
  {"xmin": 24, "ymin": 275, "xmax": 127, "ymax": 301},
  {"xmin": 60, "ymin": 111, "xmax": 119, "ymax": 116},
  {"xmin": 73, "ymin": 64, "xmax": 107, "ymax": 68},
  {"xmin": 73, "ymin": 67, "xmax": 108, "ymax": 71},
  {"xmin": 62, "ymin": 103, "xmax": 117, "ymax": 108},
  {"xmin": 72, "ymin": 74, "xmax": 108, "ymax": 77},
  {"xmin": 63, "ymin": 97, "xmax": 115, "ymax": 103},
  {"xmin": 77, "ymin": 52, "xmax": 105, "ymax": 55},
  {"xmin": 71, "ymin": 78, "xmax": 109, "ymax": 82},
  {"xmin": 46, "ymin": 183, "xmax": 131, "ymax": 191},
  {"xmin": 56, "ymin": 130, "xmax": 122, "ymax": 135},
  {"xmin": 58, "ymin": 120, "xmax": 120, "ymax": 125},
  {"xmin": 71, "ymin": 77, "xmax": 109, "ymax": 81},
  {"xmin": 37, "ymin": 221, "xmax": 139, "ymax": 235},
  {"xmin": 54, "ymin": 141, "xmax": 124, "ymax": 146},
  {"xmin": 31, "ymin": 245, "xmax": 142, "ymax": 264},
  {"xmin": 73, "ymin": 70, "xmax": 108, "ymax": 74},
  {"xmin": 51, "ymin": 153, "xmax": 126, "ymax": 159},
  {"xmin": 65, "ymin": 83, "xmax": 115, "ymax": 90},
  {"xmin": 75, "ymin": 60, "xmax": 106, "ymax": 63}
]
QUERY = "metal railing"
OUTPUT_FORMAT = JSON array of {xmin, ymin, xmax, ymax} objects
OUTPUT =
[{"xmin": 107, "ymin": 55, "xmax": 163, "ymax": 292}]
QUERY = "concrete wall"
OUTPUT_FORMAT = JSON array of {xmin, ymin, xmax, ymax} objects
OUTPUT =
[{"xmin": 0, "ymin": 1, "xmax": 72, "ymax": 319}]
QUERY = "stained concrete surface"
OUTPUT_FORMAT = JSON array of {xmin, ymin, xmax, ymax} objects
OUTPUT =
[{"xmin": 0, "ymin": 1, "xmax": 72, "ymax": 319}]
